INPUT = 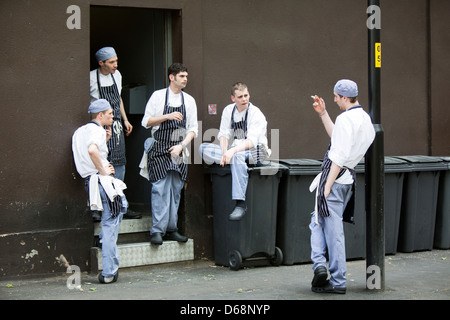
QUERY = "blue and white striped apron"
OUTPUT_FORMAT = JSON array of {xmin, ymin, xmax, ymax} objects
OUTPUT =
[
  {"xmin": 97, "ymin": 69, "xmax": 126, "ymax": 166},
  {"xmin": 231, "ymin": 103, "xmax": 269, "ymax": 165},
  {"xmin": 316, "ymin": 147, "xmax": 355, "ymax": 224},
  {"xmin": 147, "ymin": 89, "xmax": 187, "ymax": 183}
]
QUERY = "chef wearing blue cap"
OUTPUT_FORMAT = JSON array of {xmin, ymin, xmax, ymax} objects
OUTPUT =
[
  {"xmin": 308, "ymin": 80, "xmax": 375, "ymax": 294},
  {"xmin": 90, "ymin": 47, "xmax": 133, "ymax": 182},
  {"xmin": 90, "ymin": 47, "xmax": 138, "ymax": 220},
  {"xmin": 72, "ymin": 99, "xmax": 128, "ymax": 284}
]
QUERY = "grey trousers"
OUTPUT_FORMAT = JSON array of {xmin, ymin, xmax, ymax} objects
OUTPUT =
[
  {"xmin": 150, "ymin": 171, "xmax": 184, "ymax": 235},
  {"xmin": 310, "ymin": 183, "xmax": 353, "ymax": 288}
]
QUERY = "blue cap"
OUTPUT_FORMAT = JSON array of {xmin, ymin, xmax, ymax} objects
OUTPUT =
[
  {"xmin": 88, "ymin": 99, "xmax": 112, "ymax": 113},
  {"xmin": 95, "ymin": 47, "xmax": 117, "ymax": 62},
  {"xmin": 334, "ymin": 79, "xmax": 358, "ymax": 97}
]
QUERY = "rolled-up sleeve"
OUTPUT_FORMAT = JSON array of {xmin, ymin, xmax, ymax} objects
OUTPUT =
[
  {"xmin": 185, "ymin": 95, "xmax": 198, "ymax": 137},
  {"xmin": 142, "ymin": 94, "xmax": 156, "ymax": 129},
  {"xmin": 218, "ymin": 106, "xmax": 233, "ymax": 141},
  {"xmin": 141, "ymin": 90, "xmax": 166, "ymax": 131}
]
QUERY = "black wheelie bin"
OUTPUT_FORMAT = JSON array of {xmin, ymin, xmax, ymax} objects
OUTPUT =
[
  {"xmin": 383, "ymin": 156, "xmax": 411, "ymax": 254},
  {"xmin": 276, "ymin": 159, "xmax": 322, "ymax": 265},
  {"xmin": 394, "ymin": 156, "xmax": 447, "ymax": 252},
  {"xmin": 207, "ymin": 162, "xmax": 284, "ymax": 270},
  {"xmin": 276, "ymin": 159, "xmax": 366, "ymax": 263}
]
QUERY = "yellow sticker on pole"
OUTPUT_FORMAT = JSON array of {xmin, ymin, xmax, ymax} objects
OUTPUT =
[{"xmin": 375, "ymin": 43, "xmax": 381, "ymax": 68}]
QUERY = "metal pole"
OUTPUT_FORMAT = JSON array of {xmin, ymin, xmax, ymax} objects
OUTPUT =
[{"xmin": 366, "ymin": 0, "xmax": 385, "ymax": 291}]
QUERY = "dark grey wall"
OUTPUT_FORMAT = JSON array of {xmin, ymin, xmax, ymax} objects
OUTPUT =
[
  {"xmin": 430, "ymin": 0, "xmax": 450, "ymax": 155},
  {"xmin": 0, "ymin": 0, "xmax": 92, "ymax": 276},
  {"xmin": 200, "ymin": 0, "xmax": 448, "ymax": 158}
]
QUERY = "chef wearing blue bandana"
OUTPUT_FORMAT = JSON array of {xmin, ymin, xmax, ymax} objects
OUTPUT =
[
  {"xmin": 90, "ymin": 47, "xmax": 133, "ymax": 182},
  {"xmin": 90, "ymin": 47, "xmax": 139, "ymax": 221},
  {"xmin": 72, "ymin": 99, "xmax": 128, "ymax": 284},
  {"xmin": 309, "ymin": 80, "xmax": 375, "ymax": 294}
]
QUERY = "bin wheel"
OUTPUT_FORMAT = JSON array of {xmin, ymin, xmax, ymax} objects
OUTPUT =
[
  {"xmin": 270, "ymin": 247, "xmax": 283, "ymax": 266},
  {"xmin": 229, "ymin": 250, "xmax": 242, "ymax": 271}
]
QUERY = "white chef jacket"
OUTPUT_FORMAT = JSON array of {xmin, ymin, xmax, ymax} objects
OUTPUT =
[
  {"xmin": 90, "ymin": 69, "xmax": 122, "ymax": 103},
  {"xmin": 328, "ymin": 106, "xmax": 376, "ymax": 184},
  {"xmin": 72, "ymin": 122, "xmax": 109, "ymax": 179},
  {"xmin": 72, "ymin": 122, "xmax": 127, "ymax": 212}
]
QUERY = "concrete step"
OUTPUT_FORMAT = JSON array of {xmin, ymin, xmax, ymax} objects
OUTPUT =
[
  {"xmin": 91, "ymin": 215, "xmax": 194, "ymax": 272},
  {"xmin": 90, "ymin": 240, "xmax": 194, "ymax": 272},
  {"xmin": 94, "ymin": 215, "xmax": 152, "ymax": 236}
]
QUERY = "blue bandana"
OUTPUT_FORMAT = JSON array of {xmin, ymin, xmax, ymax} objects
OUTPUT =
[
  {"xmin": 334, "ymin": 79, "xmax": 358, "ymax": 97},
  {"xmin": 95, "ymin": 47, "xmax": 117, "ymax": 62},
  {"xmin": 88, "ymin": 99, "xmax": 111, "ymax": 113}
]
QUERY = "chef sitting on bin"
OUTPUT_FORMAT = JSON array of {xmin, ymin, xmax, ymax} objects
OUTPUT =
[{"xmin": 199, "ymin": 82, "xmax": 271, "ymax": 221}]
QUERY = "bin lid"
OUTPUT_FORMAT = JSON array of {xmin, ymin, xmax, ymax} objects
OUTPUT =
[
  {"xmin": 392, "ymin": 155, "xmax": 448, "ymax": 171},
  {"xmin": 384, "ymin": 156, "xmax": 413, "ymax": 173},
  {"xmin": 436, "ymin": 156, "xmax": 450, "ymax": 170},
  {"xmin": 248, "ymin": 162, "xmax": 287, "ymax": 176},
  {"xmin": 278, "ymin": 159, "xmax": 323, "ymax": 175},
  {"xmin": 204, "ymin": 162, "xmax": 287, "ymax": 176}
]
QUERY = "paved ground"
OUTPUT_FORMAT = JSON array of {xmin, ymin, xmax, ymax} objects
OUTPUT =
[{"xmin": 1, "ymin": 249, "xmax": 449, "ymax": 304}]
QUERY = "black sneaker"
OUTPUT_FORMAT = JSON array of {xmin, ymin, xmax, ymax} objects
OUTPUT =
[
  {"xmin": 163, "ymin": 231, "xmax": 188, "ymax": 243},
  {"xmin": 150, "ymin": 232, "xmax": 163, "ymax": 245},
  {"xmin": 98, "ymin": 272, "xmax": 118, "ymax": 284},
  {"xmin": 311, "ymin": 265, "xmax": 328, "ymax": 287},
  {"xmin": 123, "ymin": 209, "xmax": 142, "ymax": 219},
  {"xmin": 312, "ymin": 282, "xmax": 346, "ymax": 294}
]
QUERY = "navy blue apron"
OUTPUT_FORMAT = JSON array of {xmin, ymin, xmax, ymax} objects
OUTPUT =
[
  {"xmin": 147, "ymin": 89, "xmax": 187, "ymax": 183},
  {"xmin": 97, "ymin": 69, "xmax": 126, "ymax": 166}
]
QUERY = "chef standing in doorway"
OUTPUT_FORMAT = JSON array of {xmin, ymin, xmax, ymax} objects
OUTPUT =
[{"xmin": 90, "ymin": 47, "xmax": 140, "ymax": 220}]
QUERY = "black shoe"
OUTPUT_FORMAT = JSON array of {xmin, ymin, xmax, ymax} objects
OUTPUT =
[
  {"xmin": 150, "ymin": 232, "xmax": 163, "ymax": 245},
  {"xmin": 163, "ymin": 231, "xmax": 188, "ymax": 243},
  {"xmin": 311, "ymin": 265, "xmax": 328, "ymax": 287},
  {"xmin": 229, "ymin": 206, "xmax": 247, "ymax": 221},
  {"xmin": 98, "ymin": 271, "xmax": 118, "ymax": 284},
  {"xmin": 123, "ymin": 209, "xmax": 142, "ymax": 219},
  {"xmin": 312, "ymin": 282, "xmax": 346, "ymax": 294}
]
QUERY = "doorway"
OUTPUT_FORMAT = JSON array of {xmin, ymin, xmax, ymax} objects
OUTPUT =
[{"xmin": 90, "ymin": 5, "xmax": 182, "ymax": 213}]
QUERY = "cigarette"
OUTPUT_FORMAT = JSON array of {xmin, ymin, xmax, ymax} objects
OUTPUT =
[{"xmin": 311, "ymin": 95, "xmax": 316, "ymax": 99}]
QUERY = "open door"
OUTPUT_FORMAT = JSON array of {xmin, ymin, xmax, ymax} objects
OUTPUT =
[{"xmin": 90, "ymin": 5, "xmax": 182, "ymax": 214}]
